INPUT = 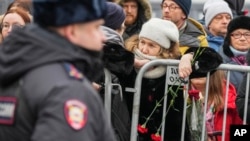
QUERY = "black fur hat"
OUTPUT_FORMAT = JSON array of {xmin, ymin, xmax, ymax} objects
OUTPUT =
[
  {"xmin": 185, "ymin": 47, "xmax": 223, "ymax": 79},
  {"xmin": 33, "ymin": 0, "xmax": 107, "ymax": 27},
  {"xmin": 223, "ymin": 16, "xmax": 250, "ymax": 57},
  {"xmin": 227, "ymin": 16, "xmax": 250, "ymax": 34}
]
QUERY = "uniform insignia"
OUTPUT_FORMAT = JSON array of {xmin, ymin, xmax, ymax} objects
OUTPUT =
[
  {"xmin": 63, "ymin": 63, "xmax": 83, "ymax": 80},
  {"xmin": 0, "ymin": 96, "xmax": 17, "ymax": 125},
  {"xmin": 64, "ymin": 99, "xmax": 88, "ymax": 130}
]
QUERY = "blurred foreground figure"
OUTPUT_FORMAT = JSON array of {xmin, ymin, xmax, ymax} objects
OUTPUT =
[{"xmin": 0, "ymin": 0, "xmax": 116, "ymax": 141}]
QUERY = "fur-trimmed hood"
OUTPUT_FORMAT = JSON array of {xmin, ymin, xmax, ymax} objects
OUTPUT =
[{"xmin": 116, "ymin": 0, "xmax": 152, "ymax": 21}]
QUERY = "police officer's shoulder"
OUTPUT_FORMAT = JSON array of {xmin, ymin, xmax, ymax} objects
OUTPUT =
[{"xmin": 62, "ymin": 62, "xmax": 84, "ymax": 81}]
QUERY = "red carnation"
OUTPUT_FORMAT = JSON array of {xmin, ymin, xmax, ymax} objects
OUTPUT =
[
  {"xmin": 137, "ymin": 124, "xmax": 148, "ymax": 134},
  {"xmin": 151, "ymin": 133, "xmax": 161, "ymax": 141},
  {"xmin": 188, "ymin": 89, "xmax": 200, "ymax": 101}
]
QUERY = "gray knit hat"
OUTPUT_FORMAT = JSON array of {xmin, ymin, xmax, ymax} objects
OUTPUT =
[
  {"xmin": 205, "ymin": 1, "xmax": 232, "ymax": 27},
  {"xmin": 139, "ymin": 18, "xmax": 179, "ymax": 49}
]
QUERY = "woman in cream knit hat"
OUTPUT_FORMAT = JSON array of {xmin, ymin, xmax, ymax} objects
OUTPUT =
[{"xmin": 121, "ymin": 18, "xmax": 192, "ymax": 141}]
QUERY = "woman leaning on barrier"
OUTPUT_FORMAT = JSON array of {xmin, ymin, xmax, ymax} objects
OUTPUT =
[
  {"xmin": 180, "ymin": 46, "xmax": 242, "ymax": 141},
  {"xmin": 189, "ymin": 69, "xmax": 243, "ymax": 141},
  {"xmin": 121, "ymin": 18, "xmax": 189, "ymax": 141}
]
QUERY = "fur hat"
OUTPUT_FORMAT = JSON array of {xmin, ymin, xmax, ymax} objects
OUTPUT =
[
  {"xmin": 32, "ymin": 0, "xmax": 107, "ymax": 27},
  {"xmin": 104, "ymin": 2, "xmax": 125, "ymax": 30},
  {"xmin": 185, "ymin": 47, "xmax": 223, "ymax": 79},
  {"xmin": 162, "ymin": 0, "xmax": 191, "ymax": 17},
  {"xmin": 223, "ymin": 16, "xmax": 250, "ymax": 57},
  {"xmin": 204, "ymin": 1, "xmax": 232, "ymax": 27},
  {"xmin": 139, "ymin": 18, "xmax": 179, "ymax": 49},
  {"xmin": 227, "ymin": 16, "xmax": 250, "ymax": 34}
]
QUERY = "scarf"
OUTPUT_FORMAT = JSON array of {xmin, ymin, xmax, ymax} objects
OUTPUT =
[
  {"xmin": 134, "ymin": 49, "xmax": 166, "ymax": 79},
  {"xmin": 229, "ymin": 46, "xmax": 248, "ymax": 65}
]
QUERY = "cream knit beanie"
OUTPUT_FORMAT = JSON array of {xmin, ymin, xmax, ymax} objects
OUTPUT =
[{"xmin": 139, "ymin": 18, "xmax": 179, "ymax": 49}]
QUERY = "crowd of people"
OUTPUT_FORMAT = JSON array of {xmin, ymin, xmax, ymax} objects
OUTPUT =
[{"xmin": 0, "ymin": 0, "xmax": 249, "ymax": 141}]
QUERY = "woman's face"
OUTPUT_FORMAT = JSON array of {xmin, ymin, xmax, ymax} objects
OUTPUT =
[
  {"xmin": 138, "ymin": 37, "xmax": 162, "ymax": 56},
  {"xmin": 1, "ymin": 13, "xmax": 25, "ymax": 39},
  {"xmin": 230, "ymin": 29, "xmax": 250, "ymax": 52}
]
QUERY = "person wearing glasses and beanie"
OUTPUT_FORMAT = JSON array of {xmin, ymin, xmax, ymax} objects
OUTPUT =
[
  {"xmin": 0, "ymin": 0, "xmax": 116, "ymax": 141},
  {"xmin": 161, "ymin": 0, "xmax": 209, "ymax": 54},
  {"xmin": 219, "ymin": 16, "xmax": 250, "ymax": 91}
]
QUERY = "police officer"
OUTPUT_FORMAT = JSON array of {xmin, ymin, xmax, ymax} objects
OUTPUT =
[{"xmin": 0, "ymin": 0, "xmax": 116, "ymax": 141}]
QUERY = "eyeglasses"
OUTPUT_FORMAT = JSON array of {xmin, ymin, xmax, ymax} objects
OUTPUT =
[
  {"xmin": 231, "ymin": 32, "xmax": 250, "ymax": 39},
  {"xmin": 161, "ymin": 4, "xmax": 180, "ymax": 11},
  {"xmin": 1, "ymin": 23, "xmax": 24, "ymax": 31}
]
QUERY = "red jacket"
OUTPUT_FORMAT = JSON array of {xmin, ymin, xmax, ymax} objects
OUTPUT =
[{"xmin": 214, "ymin": 81, "xmax": 243, "ymax": 141}]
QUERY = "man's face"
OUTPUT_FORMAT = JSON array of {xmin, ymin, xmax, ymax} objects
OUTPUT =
[
  {"xmin": 161, "ymin": 0, "xmax": 185, "ymax": 27},
  {"xmin": 72, "ymin": 19, "xmax": 106, "ymax": 51},
  {"xmin": 122, "ymin": 1, "xmax": 138, "ymax": 26},
  {"xmin": 208, "ymin": 13, "xmax": 231, "ymax": 37}
]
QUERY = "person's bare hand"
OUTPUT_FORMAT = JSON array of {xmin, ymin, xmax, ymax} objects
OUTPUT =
[
  {"xmin": 178, "ymin": 53, "xmax": 193, "ymax": 78},
  {"xmin": 134, "ymin": 58, "xmax": 150, "ymax": 69},
  {"xmin": 92, "ymin": 82, "xmax": 101, "ymax": 91}
]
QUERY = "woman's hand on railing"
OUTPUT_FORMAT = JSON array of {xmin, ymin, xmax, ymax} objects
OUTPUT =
[{"xmin": 178, "ymin": 53, "xmax": 193, "ymax": 78}]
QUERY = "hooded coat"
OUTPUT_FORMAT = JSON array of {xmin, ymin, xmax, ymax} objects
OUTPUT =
[
  {"xmin": 0, "ymin": 24, "xmax": 116, "ymax": 141},
  {"xmin": 117, "ymin": 0, "xmax": 152, "ymax": 41}
]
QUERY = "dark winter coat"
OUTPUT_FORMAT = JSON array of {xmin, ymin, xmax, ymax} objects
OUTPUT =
[
  {"xmin": 99, "ymin": 26, "xmax": 134, "ymax": 141},
  {"xmin": 0, "ymin": 24, "xmax": 116, "ymax": 141},
  {"xmin": 236, "ymin": 51, "xmax": 250, "ymax": 124},
  {"xmin": 121, "ymin": 69, "xmax": 191, "ymax": 141}
]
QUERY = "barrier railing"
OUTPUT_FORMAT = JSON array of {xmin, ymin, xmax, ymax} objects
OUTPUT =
[{"xmin": 128, "ymin": 59, "xmax": 250, "ymax": 141}]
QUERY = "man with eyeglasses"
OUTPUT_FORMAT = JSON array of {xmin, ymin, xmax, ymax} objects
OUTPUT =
[
  {"xmin": 117, "ymin": 0, "xmax": 152, "ymax": 41},
  {"xmin": 203, "ymin": 0, "xmax": 233, "ymax": 52},
  {"xmin": 161, "ymin": 0, "xmax": 209, "ymax": 55},
  {"xmin": 160, "ymin": 1, "xmax": 208, "ymax": 141}
]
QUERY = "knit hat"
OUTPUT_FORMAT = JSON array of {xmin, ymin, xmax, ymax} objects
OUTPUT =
[
  {"xmin": 162, "ymin": 0, "xmax": 191, "ymax": 17},
  {"xmin": 185, "ymin": 47, "xmax": 223, "ymax": 79},
  {"xmin": 139, "ymin": 18, "xmax": 179, "ymax": 49},
  {"xmin": 32, "ymin": 0, "xmax": 107, "ymax": 27},
  {"xmin": 204, "ymin": 1, "xmax": 232, "ymax": 27},
  {"xmin": 104, "ymin": 2, "xmax": 125, "ymax": 30}
]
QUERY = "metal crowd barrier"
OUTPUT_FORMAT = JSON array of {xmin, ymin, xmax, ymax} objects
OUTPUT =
[
  {"xmin": 103, "ymin": 68, "xmax": 123, "ymax": 122},
  {"xmin": 125, "ymin": 59, "xmax": 250, "ymax": 141}
]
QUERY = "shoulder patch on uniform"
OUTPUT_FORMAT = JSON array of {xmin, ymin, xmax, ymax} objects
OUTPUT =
[
  {"xmin": 0, "ymin": 96, "xmax": 17, "ymax": 125},
  {"xmin": 64, "ymin": 99, "xmax": 88, "ymax": 130},
  {"xmin": 63, "ymin": 63, "xmax": 84, "ymax": 80}
]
